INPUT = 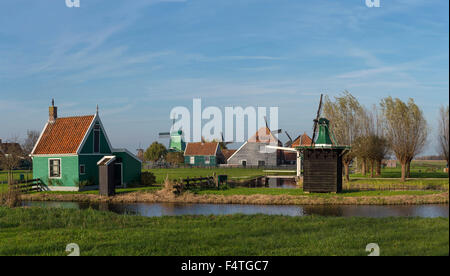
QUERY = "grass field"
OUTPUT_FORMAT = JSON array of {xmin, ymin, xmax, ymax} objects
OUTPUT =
[
  {"xmin": 0, "ymin": 170, "xmax": 33, "ymax": 183},
  {"xmin": 351, "ymin": 160, "xmax": 448, "ymax": 178},
  {"xmin": 0, "ymin": 207, "xmax": 447, "ymax": 256},
  {"xmin": 146, "ymin": 168, "xmax": 289, "ymax": 184}
]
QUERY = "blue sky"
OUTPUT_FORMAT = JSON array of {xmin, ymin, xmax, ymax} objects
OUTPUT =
[{"xmin": 0, "ymin": 0, "xmax": 448, "ymax": 155}]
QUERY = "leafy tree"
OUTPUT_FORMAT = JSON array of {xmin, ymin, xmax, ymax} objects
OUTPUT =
[
  {"xmin": 166, "ymin": 152, "xmax": 184, "ymax": 165},
  {"xmin": 380, "ymin": 97, "xmax": 428, "ymax": 181},
  {"xmin": 437, "ymin": 105, "xmax": 449, "ymax": 173},
  {"xmin": 144, "ymin": 142, "xmax": 167, "ymax": 162},
  {"xmin": 323, "ymin": 91, "xmax": 366, "ymax": 181}
]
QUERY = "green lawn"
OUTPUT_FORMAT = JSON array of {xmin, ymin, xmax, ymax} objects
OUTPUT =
[
  {"xmin": 0, "ymin": 170, "xmax": 33, "ymax": 183},
  {"xmin": 351, "ymin": 160, "xmax": 448, "ymax": 178},
  {"xmin": 146, "ymin": 168, "xmax": 289, "ymax": 184},
  {"xmin": 346, "ymin": 178, "xmax": 449, "ymax": 190},
  {"xmin": 0, "ymin": 207, "xmax": 447, "ymax": 256}
]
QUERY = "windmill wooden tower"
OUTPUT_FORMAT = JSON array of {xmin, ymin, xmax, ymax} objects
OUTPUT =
[{"xmin": 296, "ymin": 95, "xmax": 350, "ymax": 193}]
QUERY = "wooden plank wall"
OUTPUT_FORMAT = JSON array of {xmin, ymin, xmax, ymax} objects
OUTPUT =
[{"xmin": 303, "ymin": 149, "xmax": 343, "ymax": 193}]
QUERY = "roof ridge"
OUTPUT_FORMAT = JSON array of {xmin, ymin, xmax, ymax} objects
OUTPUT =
[{"xmin": 57, "ymin": 114, "xmax": 95, "ymax": 119}]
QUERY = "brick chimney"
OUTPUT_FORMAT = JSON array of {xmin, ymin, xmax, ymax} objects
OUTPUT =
[{"xmin": 49, "ymin": 98, "xmax": 58, "ymax": 123}]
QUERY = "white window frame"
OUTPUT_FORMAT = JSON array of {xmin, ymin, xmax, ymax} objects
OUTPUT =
[
  {"xmin": 204, "ymin": 156, "xmax": 211, "ymax": 164},
  {"xmin": 190, "ymin": 156, "xmax": 195, "ymax": 164},
  {"xmin": 79, "ymin": 164, "xmax": 86, "ymax": 175},
  {"xmin": 48, "ymin": 158, "xmax": 62, "ymax": 179}
]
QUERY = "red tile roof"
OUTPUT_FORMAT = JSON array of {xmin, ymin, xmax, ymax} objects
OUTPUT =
[
  {"xmin": 291, "ymin": 133, "xmax": 312, "ymax": 147},
  {"xmin": 184, "ymin": 142, "xmax": 219, "ymax": 156},
  {"xmin": 222, "ymin": 149, "xmax": 236, "ymax": 160},
  {"xmin": 33, "ymin": 115, "xmax": 95, "ymax": 155},
  {"xmin": 248, "ymin": 127, "xmax": 279, "ymax": 143}
]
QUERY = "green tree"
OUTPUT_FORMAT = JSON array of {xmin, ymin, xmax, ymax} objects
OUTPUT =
[
  {"xmin": 437, "ymin": 105, "xmax": 449, "ymax": 172},
  {"xmin": 144, "ymin": 142, "xmax": 167, "ymax": 162},
  {"xmin": 380, "ymin": 97, "xmax": 428, "ymax": 181},
  {"xmin": 166, "ymin": 152, "xmax": 184, "ymax": 165},
  {"xmin": 323, "ymin": 91, "xmax": 366, "ymax": 181}
]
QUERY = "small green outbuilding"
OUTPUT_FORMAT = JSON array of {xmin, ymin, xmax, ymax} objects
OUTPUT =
[
  {"xmin": 31, "ymin": 100, "xmax": 141, "ymax": 191},
  {"xmin": 184, "ymin": 142, "xmax": 224, "ymax": 167}
]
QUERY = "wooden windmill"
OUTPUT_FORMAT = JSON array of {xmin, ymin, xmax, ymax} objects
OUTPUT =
[
  {"xmin": 298, "ymin": 94, "xmax": 350, "ymax": 193},
  {"xmin": 158, "ymin": 118, "xmax": 186, "ymax": 152}
]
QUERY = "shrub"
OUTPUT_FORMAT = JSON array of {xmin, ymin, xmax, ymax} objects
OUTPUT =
[{"xmin": 141, "ymin": 172, "xmax": 156, "ymax": 186}]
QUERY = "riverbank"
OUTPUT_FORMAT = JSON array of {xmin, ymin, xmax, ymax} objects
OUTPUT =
[
  {"xmin": 21, "ymin": 189, "xmax": 449, "ymax": 205},
  {"xmin": 0, "ymin": 207, "xmax": 448, "ymax": 256}
]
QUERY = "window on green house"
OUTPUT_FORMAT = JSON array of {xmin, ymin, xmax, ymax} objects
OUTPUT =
[
  {"xmin": 205, "ymin": 156, "xmax": 210, "ymax": 164},
  {"xmin": 190, "ymin": 156, "xmax": 195, "ymax": 164},
  {"xmin": 80, "ymin": 164, "xmax": 86, "ymax": 175},
  {"xmin": 94, "ymin": 129, "xmax": 100, "ymax": 153},
  {"xmin": 49, "ymin": 159, "xmax": 61, "ymax": 178}
]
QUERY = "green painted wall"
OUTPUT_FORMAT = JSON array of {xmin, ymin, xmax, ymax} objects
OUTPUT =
[
  {"xmin": 80, "ymin": 123, "xmax": 112, "ymax": 154},
  {"xmin": 113, "ymin": 151, "xmax": 142, "ymax": 185},
  {"xmin": 32, "ymin": 156, "xmax": 79, "ymax": 187},
  {"xmin": 78, "ymin": 155, "xmax": 106, "ymax": 185},
  {"xmin": 184, "ymin": 155, "xmax": 217, "ymax": 167}
]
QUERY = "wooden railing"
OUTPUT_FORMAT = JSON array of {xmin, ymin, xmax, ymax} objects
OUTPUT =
[
  {"xmin": 10, "ymin": 179, "xmax": 43, "ymax": 194},
  {"xmin": 173, "ymin": 175, "xmax": 225, "ymax": 194}
]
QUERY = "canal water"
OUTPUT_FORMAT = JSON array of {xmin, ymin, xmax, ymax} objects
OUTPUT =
[{"xmin": 22, "ymin": 201, "xmax": 449, "ymax": 218}]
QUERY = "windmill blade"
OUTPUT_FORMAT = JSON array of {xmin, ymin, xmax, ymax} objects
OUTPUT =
[
  {"xmin": 264, "ymin": 116, "xmax": 269, "ymax": 129},
  {"xmin": 311, "ymin": 94, "xmax": 323, "ymax": 145},
  {"xmin": 285, "ymin": 131, "xmax": 293, "ymax": 143},
  {"xmin": 271, "ymin": 129, "xmax": 282, "ymax": 134},
  {"xmin": 317, "ymin": 94, "xmax": 323, "ymax": 119},
  {"xmin": 221, "ymin": 132, "xmax": 233, "ymax": 144},
  {"xmin": 158, "ymin": 132, "xmax": 171, "ymax": 138}
]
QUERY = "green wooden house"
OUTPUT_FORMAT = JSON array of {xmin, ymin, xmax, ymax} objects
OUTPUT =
[
  {"xmin": 31, "ymin": 101, "xmax": 141, "ymax": 191},
  {"xmin": 184, "ymin": 142, "xmax": 224, "ymax": 167}
]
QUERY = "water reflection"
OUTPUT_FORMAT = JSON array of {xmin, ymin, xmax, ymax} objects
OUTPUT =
[{"xmin": 22, "ymin": 201, "xmax": 449, "ymax": 218}]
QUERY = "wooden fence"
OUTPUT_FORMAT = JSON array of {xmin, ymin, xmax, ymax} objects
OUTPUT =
[
  {"xmin": 9, "ymin": 179, "xmax": 43, "ymax": 194},
  {"xmin": 173, "ymin": 176, "xmax": 221, "ymax": 194}
]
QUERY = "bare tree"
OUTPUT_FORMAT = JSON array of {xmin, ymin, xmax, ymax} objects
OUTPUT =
[
  {"xmin": 437, "ymin": 105, "xmax": 449, "ymax": 172},
  {"xmin": 380, "ymin": 97, "xmax": 428, "ymax": 181},
  {"xmin": 0, "ymin": 136, "xmax": 23, "ymax": 186},
  {"xmin": 323, "ymin": 91, "xmax": 365, "ymax": 181},
  {"xmin": 22, "ymin": 130, "xmax": 40, "ymax": 156}
]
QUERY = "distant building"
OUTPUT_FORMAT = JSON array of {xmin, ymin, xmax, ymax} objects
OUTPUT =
[
  {"xmin": 283, "ymin": 133, "xmax": 312, "ymax": 165},
  {"xmin": 184, "ymin": 142, "xmax": 224, "ymax": 167},
  {"xmin": 385, "ymin": 160, "xmax": 397, "ymax": 168},
  {"xmin": 222, "ymin": 149, "xmax": 236, "ymax": 163},
  {"xmin": 0, "ymin": 139, "xmax": 23, "ymax": 157},
  {"xmin": 31, "ymin": 100, "xmax": 141, "ymax": 191},
  {"xmin": 227, "ymin": 127, "xmax": 283, "ymax": 167}
]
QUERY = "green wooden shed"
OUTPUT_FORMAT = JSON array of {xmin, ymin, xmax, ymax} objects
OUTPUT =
[
  {"xmin": 31, "ymin": 100, "xmax": 141, "ymax": 191},
  {"xmin": 184, "ymin": 142, "xmax": 224, "ymax": 167}
]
